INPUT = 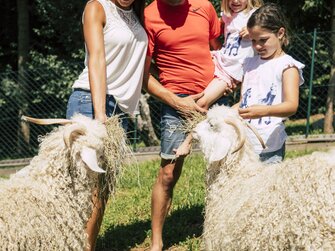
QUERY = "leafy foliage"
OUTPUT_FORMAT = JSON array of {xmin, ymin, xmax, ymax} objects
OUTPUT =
[
  {"xmin": 0, "ymin": 0, "xmax": 333, "ymax": 159},
  {"xmin": 32, "ymin": 0, "xmax": 86, "ymax": 60}
]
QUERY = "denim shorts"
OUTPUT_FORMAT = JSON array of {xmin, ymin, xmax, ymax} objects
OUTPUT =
[
  {"xmin": 160, "ymin": 94, "xmax": 229, "ymax": 160},
  {"xmin": 259, "ymin": 143, "xmax": 286, "ymax": 164},
  {"xmin": 66, "ymin": 89, "xmax": 128, "ymax": 130}
]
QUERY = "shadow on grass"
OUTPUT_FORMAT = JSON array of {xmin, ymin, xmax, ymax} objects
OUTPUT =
[{"xmin": 96, "ymin": 204, "xmax": 204, "ymax": 251}]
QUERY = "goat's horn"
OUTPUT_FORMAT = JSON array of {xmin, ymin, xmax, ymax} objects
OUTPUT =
[
  {"xmin": 63, "ymin": 123, "xmax": 87, "ymax": 148},
  {"xmin": 81, "ymin": 146, "xmax": 106, "ymax": 173},
  {"xmin": 245, "ymin": 123, "xmax": 266, "ymax": 149},
  {"xmin": 224, "ymin": 117, "xmax": 245, "ymax": 154},
  {"xmin": 21, "ymin": 115, "xmax": 72, "ymax": 125}
]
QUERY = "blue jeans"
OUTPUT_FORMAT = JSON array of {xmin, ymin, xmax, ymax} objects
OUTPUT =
[
  {"xmin": 66, "ymin": 89, "xmax": 128, "ymax": 130},
  {"xmin": 259, "ymin": 143, "xmax": 286, "ymax": 164},
  {"xmin": 160, "ymin": 95, "xmax": 228, "ymax": 159}
]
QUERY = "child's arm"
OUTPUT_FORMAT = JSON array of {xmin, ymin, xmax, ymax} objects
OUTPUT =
[
  {"xmin": 197, "ymin": 78, "xmax": 237, "ymax": 110},
  {"xmin": 239, "ymin": 67, "xmax": 300, "ymax": 119},
  {"xmin": 174, "ymin": 134, "xmax": 193, "ymax": 158}
]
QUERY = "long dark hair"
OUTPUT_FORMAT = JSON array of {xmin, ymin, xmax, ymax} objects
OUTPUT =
[
  {"xmin": 133, "ymin": 0, "xmax": 146, "ymax": 27},
  {"xmin": 247, "ymin": 3, "xmax": 290, "ymax": 47}
]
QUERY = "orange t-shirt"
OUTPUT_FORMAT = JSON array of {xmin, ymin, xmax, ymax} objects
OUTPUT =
[{"xmin": 145, "ymin": 0, "xmax": 221, "ymax": 94}]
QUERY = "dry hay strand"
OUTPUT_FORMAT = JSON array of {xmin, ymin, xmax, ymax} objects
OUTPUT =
[
  {"xmin": 99, "ymin": 116, "xmax": 133, "ymax": 199},
  {"xmin": 179, "ymin": 110, "xmax": 206, "ymax": 133}
]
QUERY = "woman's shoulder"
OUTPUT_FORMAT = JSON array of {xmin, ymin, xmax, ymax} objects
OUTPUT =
[
  {"xmin": 85, "ymin": 0, "xmax": 104, "ymax": 10},
  {"xmin": 84, "ymin": 0, "xmax": 105, "ymax": 19},
  {"xmin": 83, "ymin": 0, "xmax": 105, "ymax": 22}
]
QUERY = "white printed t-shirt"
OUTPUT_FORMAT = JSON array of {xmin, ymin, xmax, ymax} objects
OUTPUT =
[
  {"xmin": 240, "ymin": 54, "xmax": 305, "ymax": 154},
  {"xmin": 212, "ymin": 9, "xmax": 257, "ymax": 82}
]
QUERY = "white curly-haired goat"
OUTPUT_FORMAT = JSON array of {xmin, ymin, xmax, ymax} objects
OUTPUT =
[
  {"xmin": 0, "ymin": 114, "xmax": 130, "ymax": 250},
  {"xmin": 192, "ymin": 105, "xmax": 335, "ymax": 250}
]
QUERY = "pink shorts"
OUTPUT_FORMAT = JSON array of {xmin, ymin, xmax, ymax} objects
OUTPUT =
[{"xmin": 212, "ymin": 52, "xmax": 235, "ymax": 88}]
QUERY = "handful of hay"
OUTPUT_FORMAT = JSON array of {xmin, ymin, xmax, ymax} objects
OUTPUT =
[{"xmin": 101, "ymin": 116, "xmax": 133, "ymax": 198}]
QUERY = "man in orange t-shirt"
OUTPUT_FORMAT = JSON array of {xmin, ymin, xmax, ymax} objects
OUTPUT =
[{"xmin": 143, "ymin": 0, "xmax": 222, "ymax": 250}]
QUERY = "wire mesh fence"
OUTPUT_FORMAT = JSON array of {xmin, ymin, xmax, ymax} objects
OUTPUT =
[{"xmin": 0, "ymin": 30, "xmax": 334, "ymax": 161}]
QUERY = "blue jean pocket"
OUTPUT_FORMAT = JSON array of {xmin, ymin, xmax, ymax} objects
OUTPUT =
[{"xmin": 66, "ymin": 90, "xmax": 93, "ymax": 119}]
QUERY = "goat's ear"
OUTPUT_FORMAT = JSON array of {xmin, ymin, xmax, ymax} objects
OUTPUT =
[
  {"xmin": 63, "ymin": 123, "xmax": 87, "ymax": 148},
  {"xmin": 208, "ymin": 140, "xmax": 232, "ymax": 162},
  {"xmin": 80, "ymin": 146, "xmax": 106, "ymax": 173}
]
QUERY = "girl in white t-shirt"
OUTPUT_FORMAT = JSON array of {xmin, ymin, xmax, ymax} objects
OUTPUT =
[
  {"xmin": 196, "ymin": 0, "xmax": 263, "ymax": 109},
  {"xmin": 237, "ymin": 3, "xmax": 304, "ymax": 163}
]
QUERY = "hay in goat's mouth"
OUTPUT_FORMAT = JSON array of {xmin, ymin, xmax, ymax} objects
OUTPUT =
[{"xmin": 100, "ymin": 116, "xmax": 132, "ymax": 198}]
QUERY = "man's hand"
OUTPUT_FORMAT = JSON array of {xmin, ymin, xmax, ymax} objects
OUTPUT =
[{"xmin": 174, "ymin": 93, "xmax": 207, "ymax": 114}]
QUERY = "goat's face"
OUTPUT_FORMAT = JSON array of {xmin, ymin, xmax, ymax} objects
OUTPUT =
[
  {"xmin": 192, "ymin": 105, "xmax": 245, "ymax": 163},
  {"xmin": 64, "ymin": 114, "xmax": 108, "ymax": 173}
]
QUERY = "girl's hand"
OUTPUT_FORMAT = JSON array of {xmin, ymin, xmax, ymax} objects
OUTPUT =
[
  {"xmin": 239, "ymin": 27, "xmax": 250, "ymax": 40},
  {"xmin": 238, "ymin": 105, "xmax": 270, "ymax": 119}
]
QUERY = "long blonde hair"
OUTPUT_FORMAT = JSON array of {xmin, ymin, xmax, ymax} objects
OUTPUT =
[{"xmin": 221, "ymin": 0, "xmax": 263, "ymax": 17}]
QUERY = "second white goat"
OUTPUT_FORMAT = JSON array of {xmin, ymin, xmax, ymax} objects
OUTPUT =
[{"xmin": 193, "ymin": 105, "xmax": 335, "ymax": 250}]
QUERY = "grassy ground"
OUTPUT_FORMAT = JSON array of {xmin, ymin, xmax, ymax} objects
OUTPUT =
[
  {"xmin": 96, "ymin": 148, "xmax": 319, "ymax": 251},
  {"xmin": 97, "ymin": 155, "xmax": 206, "ymax": 251}
]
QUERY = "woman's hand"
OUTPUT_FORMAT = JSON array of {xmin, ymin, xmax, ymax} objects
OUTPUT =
[{"xmin": 94, "ymin": 113, "xmax": 107, "ymax": 123}]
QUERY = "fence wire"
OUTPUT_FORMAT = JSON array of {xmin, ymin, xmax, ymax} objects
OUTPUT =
[{"xmin": 0, "ymin": 30, "xmax": 334, "ymax": 160}]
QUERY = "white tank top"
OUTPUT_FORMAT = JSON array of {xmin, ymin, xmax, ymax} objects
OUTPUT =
[{"xmin": 72, "ymin": 0, "xmax": 148, "ymax": 114}]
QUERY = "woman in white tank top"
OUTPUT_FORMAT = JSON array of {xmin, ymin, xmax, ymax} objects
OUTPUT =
[
  {"xmin": 66, "ymin": 0, "xmax": 148, "ymax": 249},
  {"xmin": 66, "ymin": 0, "xmax": 147, "ymax": 122}
]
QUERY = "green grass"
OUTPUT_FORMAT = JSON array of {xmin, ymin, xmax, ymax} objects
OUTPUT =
[
  {"xmin": 96, "ymin": 148, "xmax": 322, "ymax": 251},
  {"xmin": 97, "ymin": 155, "xmax": 206, "ymax": 251}
]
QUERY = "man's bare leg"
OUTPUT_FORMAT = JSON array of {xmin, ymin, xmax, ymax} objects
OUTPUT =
[{"xmin": 150, "ymin": 158, "xmax": 184, "ymax": 251}]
